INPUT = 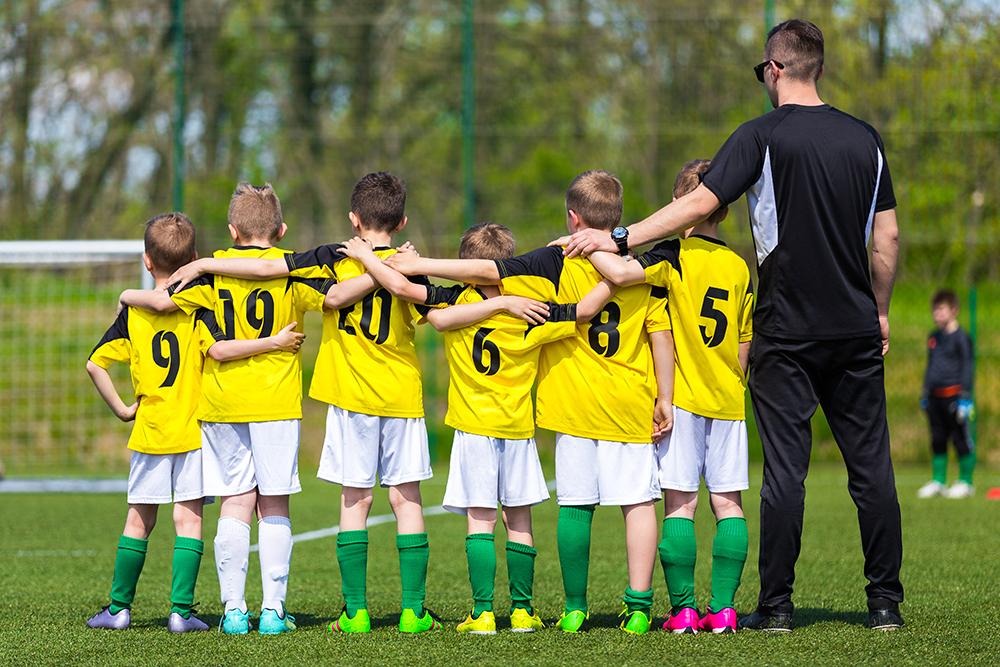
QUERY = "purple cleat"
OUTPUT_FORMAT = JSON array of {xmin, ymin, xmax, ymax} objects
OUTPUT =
[
  {"xmin": 86, "ymin": 606, "xmax": 131, "ymax": 630},
  {"xmin": 663, "ymin": 607, "xmax": 700, "ymax": 634},
  {"xmin": 700, "ymin": 607, "xmax": 738, "ymax": 634},
  {"xmin": 168, "ymin": 612, "xmax": 210, "ymax": 633}
]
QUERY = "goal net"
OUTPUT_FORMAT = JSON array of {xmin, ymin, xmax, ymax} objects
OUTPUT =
[{"xmin": 0, "ymin": 241, "xmax": 152, "ymax": 476}]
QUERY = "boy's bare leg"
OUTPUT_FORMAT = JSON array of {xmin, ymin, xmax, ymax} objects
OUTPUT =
[
  {"xmin": 390, "ymin": 482, "xmax": 430, "ymax": 615},
  {"xmin": 709, "ymin": 491, "xmax": 743, "ymax": 519},
  {"xmin": 468, "ymin": 507, "xmax": 498, "ymax": 535},
  {"xmin": 173, "ymin": 499, "xmax": 203, "ymax": 539},
  {"xmin": 622, "ymin": 501, "xmax": 657, "ymax": 591},
  {"xmin": 340, "ymin": 486, "xmax": 374, "ymax": 530},
  {"xmin": 257, "ymin": 494, "xmax": 293, "ymax": 614},
  {"xmin": 502, "ymin": 505, "xmax": 540, "ymax": 618},
  {"xmin": 123, "ymin": 504, "xmax": 158, "ymax": 539},
  {"xmin": 216, "ymin": 490, "xmax": 256, "ymax": 613},
  {"xmin": 501, "ymin": 506, "xmax": 533, "ymax": 546},
  {"xmin": 389, "ymin": 482, "xmax": 425, "ymax": 532}
]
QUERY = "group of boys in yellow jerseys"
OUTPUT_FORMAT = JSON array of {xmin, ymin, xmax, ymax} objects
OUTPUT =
[{"xmin": 86, "ymin": 161, "xmax": 754, "ymax": 637}]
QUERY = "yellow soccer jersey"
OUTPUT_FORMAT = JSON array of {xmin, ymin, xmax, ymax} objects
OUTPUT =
[
  {"xmin": 284, "ymin": 244, "xmax": 436, "ymax": 418},
  {"xmin": 89, "ymin": 306, "xmax": 223, "ymax": 454},
  {"xmin": 495, "ymin": 246, "xmax": 671, "ymax": 443},
  {"xmin": 436, "ymin": 286, "xmax": 579, "ymax": 439},
  {"xmin": 638, "ymin": 235, "xmax": 754, "ymax": 420},
  {"xmin": 168, "ymin": 245, "xmax": 331, "ymax": 422}
]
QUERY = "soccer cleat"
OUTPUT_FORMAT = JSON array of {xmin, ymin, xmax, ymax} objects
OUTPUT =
[
  {"xmin": 398, "ymin": 608, "xmax": 442, "ymax": 634},
  {"xmin": 258, "ymin": 608, "xmax": 296, "ymax": 635},
  {"xmin": 327, "ymin": 607, "xmax": 371, "ymax": 634},
  {"xmin": 917, "ymin": 480, "xmax": 945, "ymax": 498},
  {"xmin": 86, "ymin": 606, "xmax": 130, "ymax": 630},
  {"xmin": 943, "ymin": 481, "xmax": 974, "ymax": 499},
  {"xmin": 738, "ymin": 608, "xmax": 793, "ymax": 633},
  {"xmin": 663, "ymin": 607, "xmax": 700, "ymax": 634},
  {"xmin": 456, "ymin": 610, "xmax": 497, "ymax": 635},
  {"xmin": 700, "ymin": 608, "xmax": 738, "ymax": 634},
  {"xmin": 867, "ymin": 606, "xmax": 904, "ymax": 631},
  {"xmin": 168, "ymin": 611, "xmax": 209, "ymax": 633},
  {"xmin": 510, "ymin": 608, "xmax": 545, "ymax": 633},
  {"xmin": 619, "ymin": 606, "xmax": 652, "ymax": 635},
  {"xmin": 220, "ymin": 608, "xmax": 252, "ymax": 635},
  {"xmin": 556, "ymin": 609, "xmax": 589, "ymax": 633}
]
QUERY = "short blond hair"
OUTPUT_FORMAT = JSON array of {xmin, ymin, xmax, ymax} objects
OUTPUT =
[
  {"xmin": 673, "ymin": 160, "xmax": 727, "ymax": 225},
  {"xmin": 144, "ymin": 212, "xmax": 197, "ymax": 274},
  {"xmin": 459, "ymin": 222, "xmax": 516, "ymax": 261},
  {"xmin": 228, "ymin": 182, "xmax": 284, "ymax": 241},
  {"xmin": 565, "ymin": 170, "xmax": 623, "ymax": 231}
]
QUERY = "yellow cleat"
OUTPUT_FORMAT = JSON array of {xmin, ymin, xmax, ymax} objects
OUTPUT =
[
  {"xmin": 510, "ymin": 608, "xmax": 545, "ymax": 633},
  {"xmin": 456, "ymin": 610, "xmax": 497, "ymax": 635}
]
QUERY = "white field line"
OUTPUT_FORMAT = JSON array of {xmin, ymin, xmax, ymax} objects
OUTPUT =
[{"xmin": 0, "ymin": 478, "xmax": 128, "ymax": 493}]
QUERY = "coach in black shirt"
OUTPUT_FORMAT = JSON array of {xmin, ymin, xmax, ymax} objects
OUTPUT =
[{"xmin": 563, "ymin": 19, "xmax": 903, "ymax": 631}]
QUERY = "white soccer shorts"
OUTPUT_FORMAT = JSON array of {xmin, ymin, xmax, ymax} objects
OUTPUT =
[
  {"xmin": 200, "ymin": 420, "xmax": 302, "ymax": 497},
  {"xmin": 318, "ymin": 405, "xmax": 432, "ymax": 488},
  {"xmin": 442, "ymin": 430, "xmax": 550, "ymax": 514},
  {"xmin": 554, "ymin": 433, "xmax": 660, "ymax": 506},
  {"xmin": 127, "ymin": 449, "xmax": 205, "ymax": 504},
  {"xmin": 657, "ymin": 406, "xmax": 749, "ymax": 493}
]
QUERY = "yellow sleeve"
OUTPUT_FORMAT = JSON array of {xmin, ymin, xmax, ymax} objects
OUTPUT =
[
  {"xmin": 169, "ymin": 276, "xmax": 216, "ymax": 315},
  {"xmin": 494, "ymin": 246, "xmax": 563, "ymax": 301},
  {"xmin": 290, "ymin": 277, "xmax": 335, "ymax": 313},
  {"xmin": 523, "ymin": 303, "xmax": 578, "ymax": 348},
  {"xmin": 739, "ymin": 282, "xmax": 754, "ymax": 343},
  {"xmin": 89, "ymin": 308, "xmax": 132, "ymax": 368},
  {"xmin": 645, "ymin": 286, "xmax": 672, "ymax": 333},
  {"xmin": 638, "ymin": 239, "xmax": 680, "ymax": 290}
]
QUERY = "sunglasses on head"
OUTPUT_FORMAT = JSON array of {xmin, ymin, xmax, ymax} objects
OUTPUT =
[{"xmin": 754, "ymin": 59, "xmax": 785, "ymax": 82}]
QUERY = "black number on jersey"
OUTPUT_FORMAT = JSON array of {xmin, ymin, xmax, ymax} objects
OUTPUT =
[
  {"xmin": 218, "ymin": 289, "xmax": 236, "ymax": 339},
  {"xmin": 472, "ymin": 327, "xmax": 500, "ymax": 375},
  {"xmin": 699, "ymin": 287, "xmax": 729, "ymax": 348},
  {"xmin": 588, "ymin": 303, "xmax": 621, "ymax": 357},
  {"xmin": 152, "ymin": 330, "xmax": 181, "ymax": 388},
  {"xmin": 338, "ymin": 288, "xmax": 392, "ymax": 345},
  {"xmin": 246, "ymin": 289, "xmax": 275, "ymax": 338}
]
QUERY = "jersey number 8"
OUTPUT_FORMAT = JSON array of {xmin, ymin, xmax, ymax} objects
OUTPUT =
[{"xmin": 588, "ymin": 303, "xmax": 621, "ymax": 357}]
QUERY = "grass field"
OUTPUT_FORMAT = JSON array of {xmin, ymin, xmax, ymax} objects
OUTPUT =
[{"xmin": 2, "ymin": 463, "xmax": 998, "ymax": 666}]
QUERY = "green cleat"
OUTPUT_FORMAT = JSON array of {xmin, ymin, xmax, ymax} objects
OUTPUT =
[
  {"xmin": 619, "ymin": 606, "xmax": 652, "ymax": 635},
  {"xmin": 399, "ymin": 608, "xmax": 443, "ymax": 634},
  {"xmin": 327, "ymin": 607, "xmax": 371, "ymax": 634},
  {"xmin": 556, "ymin": 609, "xmax": 589, "ymax": 633}
]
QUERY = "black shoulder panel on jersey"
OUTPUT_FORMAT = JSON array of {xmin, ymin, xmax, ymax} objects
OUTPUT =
[
  {"xmin": 195, "ymin": 307, "xmax": 227, "ymax": 341},
  {"xmin": 286, "ymin": 276, "xmax": 336, "ymax": 294},
  {"xmin": 494, "ymin": 246, "xmax": 564, "ymax": 290},
  {"xmin": 168, "ymin": 273, "xmax": 214, "ymax": 296},
  {"xmin": 424, "ymin": 284, "xmax": 464, "ymax": 306},
  {"xmin": 546, "ymin": 302, "xmax": 577, "ymax": 323},
  {"xmin": 638, "ymin": 239, "xmax": 682, "ymax": 278},
  {"xmin": 650, "ymin": 286, "xmax": 668, "ymax": 300},
  {"xmin": 285, "ymin": 243, "xmax": 346, "ymax": 272},
  {"xmin": 89, "ymin": 307, "xmax": 130, "ymax": 357}
]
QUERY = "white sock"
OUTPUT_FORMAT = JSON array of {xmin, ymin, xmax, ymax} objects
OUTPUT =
[
  {"xmin": 214, "ymin": 516, "xmax": 250, "ymax": 614},
  {"xmin": 259, "ymin": 515, "xmax": 293, "ymax": 615}
]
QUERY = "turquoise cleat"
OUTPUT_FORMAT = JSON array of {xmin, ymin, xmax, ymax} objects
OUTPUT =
[
  {"xmin": 258, "ymin": 608, "xmax": 296, "ymax": 635},
  {"xmin": 220, "ymin": 608, "xmax": 252, "ymax": 635}
]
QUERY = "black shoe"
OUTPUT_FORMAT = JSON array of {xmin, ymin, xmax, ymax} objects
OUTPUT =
[
  {"xmin": 738, "ymin": 608, "xmax": 793, "ymax": 633},
  {"xmin": 867, "ymin": 606, "xmax": 904, "ymax": 631}
]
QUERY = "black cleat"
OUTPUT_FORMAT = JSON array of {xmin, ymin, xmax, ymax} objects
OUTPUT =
[
  {"xmin": 867, "ymin": 607, "xmax": 904, "ymax": 631},
  {"xmin": 738, "ymin": 608, "xmax": 793, "ymax": 633}
]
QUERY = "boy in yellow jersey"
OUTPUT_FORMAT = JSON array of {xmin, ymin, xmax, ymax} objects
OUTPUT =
[
  {"xmin": 385, "ymin": 171, "xmax": 675, "ymax": 635},
  {"xmin": 85, "ymin": 213, "xmax": 304, "ymax": 633},
  {"xmin": 587, "ymin": 160, "xmax": 754, "ymax": 635},
  {"xmin": 119, "ymin": 184, "xmax": 374, "ymax": 635}
]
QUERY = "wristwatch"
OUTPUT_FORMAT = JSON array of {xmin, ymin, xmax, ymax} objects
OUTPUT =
[{"xmin": 611, "ymin": 226, "xmax": 629, "ymax": 256}]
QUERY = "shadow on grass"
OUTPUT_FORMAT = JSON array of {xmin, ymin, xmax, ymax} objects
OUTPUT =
[{"xmin": 792, "ymin": 607, "xmax": 868, "ymax": 628}]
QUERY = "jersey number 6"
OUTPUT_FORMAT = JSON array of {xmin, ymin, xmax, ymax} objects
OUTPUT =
[
  {"xmin": 152, "ymin": 330, "xmax": 180, "ymax": 388},
  {"xmin": 472, "ymin": 327, "xmax": 501, "ymax": 375},
  {"xmin": 699, "ymin": 287, "xmax": 729, "ymax": 348}
]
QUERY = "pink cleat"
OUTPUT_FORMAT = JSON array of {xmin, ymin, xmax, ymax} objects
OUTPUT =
[
  {"xmin": 663, "ymin": 607, "xmax": 700, "ymax": 634},
  {"xmin": 700, "ymin": 608, "xmax": 738, "ymax": 634}
]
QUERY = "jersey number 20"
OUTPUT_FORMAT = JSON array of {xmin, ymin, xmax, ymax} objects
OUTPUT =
[
  {"xmin": 152, "ymin": 330, "xmax": 180, "ymax": 388},
  {"xmin": 338, "ymin": 288, "xmax": 392, "ymax": 345}
]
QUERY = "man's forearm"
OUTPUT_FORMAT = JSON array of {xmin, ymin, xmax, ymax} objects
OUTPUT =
[
  {"xmin": 627, "ymin": 184, "xmax": 721, "ymax": 248},
  {"xmin": 871, "ymin": 210, "xmax": 899, "ymax": 315}
]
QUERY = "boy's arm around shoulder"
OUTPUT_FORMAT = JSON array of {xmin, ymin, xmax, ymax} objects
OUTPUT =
[
  {"xmin": 341, "ymin": 237, "xmax": 431, "ymax": 303},
  {"xmin": 207, "ymin": 321, "xmax": 306, "ymax": 361},
  {"xmin": 119, "ymin": 288, "xmax": 177, "ymax": 313},
  {"xmin": 587, "ymin": 251, "xmax": 646, "ymax": 287},
  {"xmin": 425, "ymin": 294, "xmax": 550, "ymax": 332},
  {"xmin": 168, "ymin": 256, "xmax": 290, "ymax": 291},
  {"xmin": 384, "ymin": 251, "xmax": 501, "ymax": 285},
  {"xmin": 575, "ymin": 279, "xmax": 616, "ymax": 322}
]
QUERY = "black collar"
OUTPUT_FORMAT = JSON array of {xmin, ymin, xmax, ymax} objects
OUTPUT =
[
  {"xmin": 691, "ymin": 234, "xmax": 727, "ymax": 247},
  {"xmin": 231, "ymin": 244, "xmax": 271, "ymax": 250}
]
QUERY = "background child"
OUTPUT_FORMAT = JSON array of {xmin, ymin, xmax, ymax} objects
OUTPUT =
[
  {"xmin": 86, "ymin": 213, "xmax": 303, "ymax": 633},
  {"xmin": 917, "ymin": 289, "xmax": 975, "ymax": 499}
]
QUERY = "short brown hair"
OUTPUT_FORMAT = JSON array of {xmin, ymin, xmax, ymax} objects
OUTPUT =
[
  {"xmin": 931, "ymin": 289, "xmax": 959, "ymax": 310},
  {"xmin": 144, "ymin": 212, "xmax": 196, "ymax": 274},
  {"xmin": 673, "ymin": 159, "xmax": 727, "ymax": 225},
  {"xmin": 351, "ymin": 172, "xmax": 406, "ymax": 232},
  {"xmin": 459, "ymin": 222, "xmax": 516, "ymax": 261},
  {"xmin": 565, "ymin": 170, "xmax": 623, "ymax": 231},
  {"xmin": 228, "ymin": 182, "xmax": 284, "ymax": 241},
  {"xmin": 766, "ymin": 19, "xmax": 824, "ymax": 82}
]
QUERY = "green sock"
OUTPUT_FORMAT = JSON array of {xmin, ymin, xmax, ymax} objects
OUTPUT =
[
  {"xmin": 932, "ymin": 453, "xmax": 948, "ymax": 484},
  {"xmin": 659, "ymin": 518, "xmax": 697, "ymax": 612},
  {"xmin": 959, "ymin": 452, "xmax": 976, "ymax": 485},
  {"xmin": 709, "ymin": 517, "xmax": 748, "ymax": 613},
  {"xmin": 397, "ymin": 532, "xmax": 429, "ymax": 616},
  {"xmin": 169, "ymin": 536, "xmax": 203, "ymax": 617},
  {"xmin": 465, "ymin": 533, "xmax": 495, "ymax": 616},
  {"xmin": 623, "ymin": 586, "xmax": 654, "ymax": 614},
  {"xmin": 557, "ymin": 505, "xmax": 594, "ymax": 613},
  {"xmin": 337, "ymin": 530, "xmax": 368, "ymax": 616},
  {"xmin": 109, "ymin": 535, "xmax": 148, "ymax": 614},
  {"xmin": 506, "ymin": 540, "xmax": 537, "ymax": 614}
]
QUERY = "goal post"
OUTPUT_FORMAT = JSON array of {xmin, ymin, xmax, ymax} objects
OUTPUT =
[{"xmin": 0, "ymin": 240, "xmax": 151, "ymax": 475}]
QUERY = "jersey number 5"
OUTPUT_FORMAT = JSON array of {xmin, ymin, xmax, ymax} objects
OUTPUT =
[
  {"xmin": 472, "ymin": 327, "xmax": 500, "ymax": 375},
  {"xmin": 152, "ymin": 330, "xmax": 180, "ymax": 388},
  {"xmin": 588, "ymin": 303, "xmax": 621, "ymax": 357},
  {"xmin": 699, "ymin": 287, "xmax": 729, "ymax": 348}
]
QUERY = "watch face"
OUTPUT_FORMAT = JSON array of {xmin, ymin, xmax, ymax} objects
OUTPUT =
[{"xmin": 611, "ymin": 227, "xmax": 627, "ymax": 240}]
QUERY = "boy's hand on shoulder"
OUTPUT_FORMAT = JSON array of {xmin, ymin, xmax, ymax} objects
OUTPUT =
[
  {"xmin": 652, "ymin": 398, "xmax": 673, "ymax": 442},
  {"xmin": 117, "ymin": 401, "xmax": 138, "ymax": 422},
  {"xmin": 547, "ymin": 235, "xmax": 571, "ymax": 248},
  {"xmin": 341, "ymin": 236, "xmax": 375, "ymax": 260},
  {"xmin": 395, "ymin": 241, "xmax": 419, "ymax": 255},
  {"xmin": 384, "ymin": 249, "xmax": 420, "ymax": 275},
  {"xmin": 501, "ymin": 296, "xmax": 549, "ymax": 325},
  {"xmin": 167, "ymin": 259, "xmax": 206, "ymax": 292},
  {"xmin": 273, "ymin": 322, "xmax": 306, "ymax": 352}
]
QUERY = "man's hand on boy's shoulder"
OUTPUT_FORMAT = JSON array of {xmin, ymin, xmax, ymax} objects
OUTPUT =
[{"xmin": 167, "ymin": 258, "xmax": 207, "ymax": 292}]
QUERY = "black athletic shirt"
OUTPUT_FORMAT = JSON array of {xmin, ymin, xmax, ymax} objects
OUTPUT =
[
  {"xmin": 701, "ymin": 104, "xmax": 895, "ymax": 340},
  {"xmin": 923, "ymin": 327, "xmax": 974, "ymax": 398}
]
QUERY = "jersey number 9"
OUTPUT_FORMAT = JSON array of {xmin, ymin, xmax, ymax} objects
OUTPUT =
[{"xmin": 152, "ymin": 330, "xmax": 180, "ymax": 388}]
